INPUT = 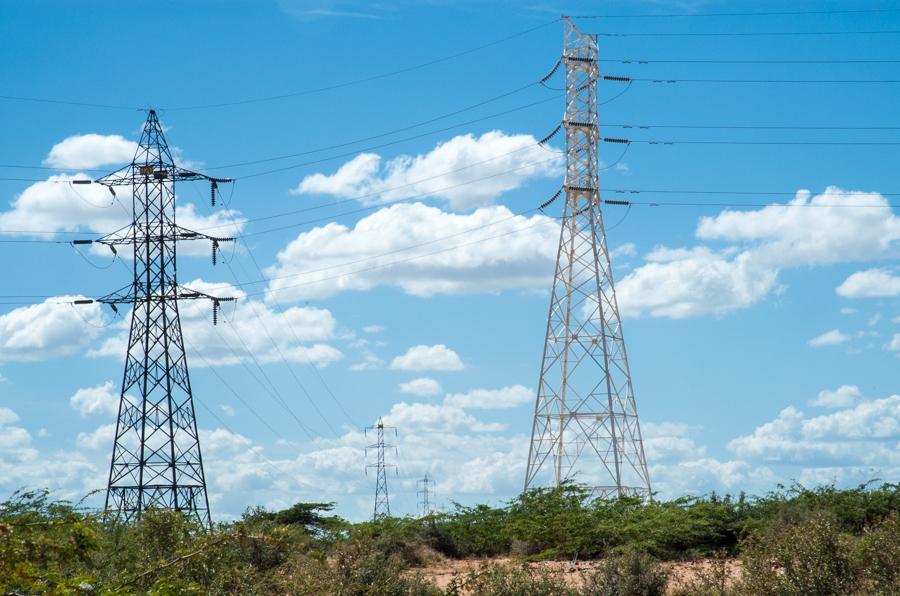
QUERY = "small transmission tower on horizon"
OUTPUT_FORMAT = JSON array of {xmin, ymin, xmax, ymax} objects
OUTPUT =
[
  {"xmin": 87, "ymin": 109, "xmax": 234, "ymax": 526},
  {"xmin": 365, "ymin": 417, "xmax": 397, "ymax": 520},
  {"xmin": 417, "ymin": 473, "xmax": 435, "ymax": 517},
  {"xmin": 524, "ymin": 17, "xmax": 651, "ymax": 498}
]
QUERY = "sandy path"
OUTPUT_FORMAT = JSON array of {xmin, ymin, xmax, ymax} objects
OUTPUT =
[{"xmin": 413, "ymin": 556, "xmax": 742, "ymax": 593}]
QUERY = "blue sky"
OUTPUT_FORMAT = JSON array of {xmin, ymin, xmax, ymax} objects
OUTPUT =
[{"xmin": 0, "ymin": 0, "xmax": 898, "ymax": 521}]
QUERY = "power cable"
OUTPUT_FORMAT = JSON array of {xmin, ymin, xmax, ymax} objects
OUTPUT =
[
  {"xmin": 594, "ymin": 29, "xmax": 900, "ymax": 37},
  {"xmin": 0, "ymin": 19, "xmax": 559, "ymax": 112},
  {"xmin": 238, "ymin": 156, "xmax": 562, "ymax": 239},
  {"xmin": 186, "ymin": 340, "xmax": 289, "ymax": 442},
  {"xmin": 210, "ymin": 320, "xmax": 320, "ymax": 441},
  {"xmin": 241, "ymin": 246, "xmax": 359, "ymax": 428},
  {"xmin": 193, "ymin": 398, "xmax": 296, "ymax": 480},
  {"xmin": 218, "ymin": 207, "xmax": 547, "ymax": 293},
  {"xmin": 603, "ymin": 122, "xmax": 900, "ymax": 131},
  {"xmin": 572, "ymin": 8, "xmax": 900, "ymax": 18},
  {"xmin": 604, "ymin": 137, "xmax": 900, "ymax": 146},
  {"xmin": 599, "ymin": 187, "xmax": 900, "ymax": 198},
  {"xmin": 599, "ymin": 58, "xmax": 900, "ymax": 64},
  {"xmin": 629, "ymin": 77, "xmax": 900, "ymax": 83},
  {"xmin": 239, "ymin": 218, "xmax": 561, "ymax": 301},
  {"xmin": 1, "ymin": 192, "xmax": 897, "ymax": 306},
  {"xmin": 236, "ymin": 94, "xmax": 563, "ymax": 179},
  {"xmin": 0, "ymin": 89, "xmax": 563, "ymax": 179},
  {"xmin": 207, "ymin": 79, "xmax": 544, "ymax": 170},
  {"xmin": 0, "ymin": 151, "xmax": 564, "ymax": 239},
  {"xmin": 600, "ymin": 197, "xmax": 900, "ymax": 209},
  {"xmin": 224, "ymin": 257, "xmax": 340, "ymax": 436}
]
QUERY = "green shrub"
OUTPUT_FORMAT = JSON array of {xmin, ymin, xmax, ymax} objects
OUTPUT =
[
  {"xmin": 581, "ymin": 550, "xmax": 669, "ymax": 596},
  {"xmin": 431, "ymin": 503, "xmax": 511, "ymax": 557},
  {"xmin": 0, "ymin": 490, "xmax": 101, "ymax": 594},
  {"xmin": 739, "ymin": 510, "xmax": 857, "ymax": 595},
  {"xmin": 668, "ymin": 554, "xmax": 738, "ymax": 596},
  {"xmin": 852, "ymin": 512, "xmax": 900, "ymax": 595},
  {"xmin": 446, "ymin": 563, "xmax": 576, "ymax": 596}
]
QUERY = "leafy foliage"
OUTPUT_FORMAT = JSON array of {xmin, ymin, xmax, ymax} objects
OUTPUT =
[
  {"xmin": 581, "ymin": 550, "xmax": 669, "ymax": 596},
  {"xmin": 446, "ymin": 563, "xmax": 576, "ymax": 596},
  {"xmin": 0, "ymin": 482, "xmax": 897, "ymax": 594}
]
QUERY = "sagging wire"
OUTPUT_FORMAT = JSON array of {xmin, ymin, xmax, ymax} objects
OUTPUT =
[
  {"xmin": 539, "ymin": 188, "xmax": 562, "ymax": 212},
  {"xmin": 67, "ymin": 301, "xmax": 121, "ymax": 329},
  {"xmin": 603, "ymin": 202, "xmax": 632, "ymax": 231},
  {"xmin": 538, "ymin": 124, "xmax": 562, "ymax": 146},
  {"xmin": 600, "ymin": 80, "xmax": 634, "ymax": 106},
  {"xmin": 71, "ymin": 242, "xmax": 119, "ymax": 270},
  {"xmin": 600, "ymin": 141, "xmax": 632, "ymax": 171},
  {"xmin": 214, "ymin": 235, "xmax": 239, "ymax": 265},
  {"xmin": 539, "ymin": 59, "xmax": 563, "ymax": 89},
  {"xmin": 65, "ymin": 180, "xmax": 116, "ymax": 208}
]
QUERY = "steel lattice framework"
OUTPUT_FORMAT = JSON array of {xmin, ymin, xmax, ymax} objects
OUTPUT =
[
  {"xmin": 93, "ymin": 110, "xmax": 234, "ymax": 527},
  {"xmin": 365, "ymin": 417, "xmax": 396, "ymax": 520},
  {"xmin": 417, "ymin": 473, "xmax": 435, "ymax": 517},
  {"xmin": 524, "ymin": 18, "xmax": 651, "ymax": 498}
]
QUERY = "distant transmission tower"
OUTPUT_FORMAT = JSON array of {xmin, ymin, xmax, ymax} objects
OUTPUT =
[
  {"xmin": 85, "ymin": 109, "xmax": 234, "ymax": 526},
  {"xmin": 417, "ymin": 473, "xmax": 435, "ymax": 517},
  {"xmin": 365, "ymin": 417, "xmax": 397, "ymax": 520},
  {"xmin": 524, "ymin": 17, "xmax": 651, "ymax": 498}
]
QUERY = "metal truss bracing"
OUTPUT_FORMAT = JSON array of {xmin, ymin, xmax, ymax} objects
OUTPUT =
[
  {"xmin": 96, "ymin": 110, "xmax": 233, "ymax": 527},
  {"xmin": 365, "ymin": 418, "xmax": 396, "ymax": 520},
  {"xmin": 417, "ymin": 473, "xmax": 435, "ymax": 517},
  {"xmin": 525, "ymin": 18, "xmax": 651, "ymax": 499}
]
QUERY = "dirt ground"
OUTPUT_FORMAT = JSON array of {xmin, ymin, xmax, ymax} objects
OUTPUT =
[{"xmin": 414, "ymin": 556, "xmax": 742, "ymax": 593}]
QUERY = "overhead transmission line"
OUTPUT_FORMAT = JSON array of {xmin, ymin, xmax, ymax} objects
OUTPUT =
[
  {"xmin": 1, "ymin": 187, "xmax": 897, "ymax": 306},
  {"xmin": 0, "ymin": 86, "xmax": 558, "ymax": 176},
  {"xmin": 180, "ymin": 181, "xmax": 357, "ymax": 433},
  {"xmin": 0, "ymin": 91, "xmax": 564, "ymax": 180},
  {"xmin": 603, "ymin": 122, "xmax": 900, "ymax": 131},
  {"xmin": 240, "ymin": 246, "xmax": 359, "ymax": 428},
  {"xmin": 594, "ymin": 29, "xmax": 900, "ymax": 37},
  {"xmin": 239, "ymin": 217, "xmax": 560, "ymax": 301},
  {"xmin": 600, "ymin": 58, "xmax": 900, "ymax": 64},
  {"xmin": 625, "ymin": 77, "xmax": 900, "ymax": 84},
  {"xmin": 0, "ymin": 149, "xmax": 564, "ymax": 242},
  {"xmin": 601, "ymin": 136, "xmax": 900, "ymax": 146},
  {"xmin": 3, "ymin": 167, "xmax": 898, "ymax": 246},
  {"xmin": 0, "ymin": 18, "xmax": 559, "ymax": 112},
  {"xmin": 206, "ymin": 206, "xmax": 553, "ymax": 294},
  {"xmin": 572, "ymin": 8, "xmax": 900, "ymax": 18}
]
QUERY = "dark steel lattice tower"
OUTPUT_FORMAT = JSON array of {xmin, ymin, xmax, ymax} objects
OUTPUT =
[
  {"xmin": 91, "ymin": 110, "xmax": 234, "ymax": 526},
  {"xmin": 417, "ymin": 473, "xmax": 435, "ymax": 517},
  {"xmin": 365, "ymin": 417, "xmax": 396, "ymax": 520},
  {"xmin": 524, "ymin": 18, "xmax": 651, "ymax": 498}
]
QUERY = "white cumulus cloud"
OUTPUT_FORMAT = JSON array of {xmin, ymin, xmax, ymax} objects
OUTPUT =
[
  {"xmin": 88, "ymin": 279, "xmax": 343, "ymax": 368},
  {"xmin": 617, "ymin": 247, "xmax": 777, "ymax": 319},
  {"xmin": 889, "ymin": 333, "xmax": 900, "ymax": 353},
  {"xmin": 618, "ymin": 187, "xmax": 900, "ymax": 319},
  {"xmin": 291, "ymin": 130, "xmax": 563, "ymax": 210},
  {"xmin": 76, "ymin": 423, "xmax": 116, "ymax": 451},
  {"xmin": 807, "ymin": 329, "xmax": 851, "ymax": 348},
  {"xmin": 810, "ymin": 385, "xmax": 862, "ymax": 408},
  {"xmin": 729, "ymin": 393, "xmax": 900, "ymax": 467},
  {"xmin": 390, "ymin": 344, "xmax": 463, "ymax": 371},
  {"xmin": 399, "ymin": 377, "xmax": 442, "ymax": 397},
  {"xmin": 444, "ymin": 385, "xmax": 533, "ymax": 409},
  {"xmin": 264, "ymin": 202, "xmax": 557, "ymax": 301},
  {"xmin": 44, "ymin": 134, "xmax": 137, "ymax": 169},
  {"xmin": 0, "ymin": 175, "xmax": 245, "ymax": 258},
  {"xmin": 0, "ymin": 297, "xmax": 106, "ymax": 362},
  {"xmin": 836, "ymin": 268, "xmax": 900, "ymax": 298},
  {"xmin": 70, "ymin": 381, "xmax": 120, "ymax": 417}
]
